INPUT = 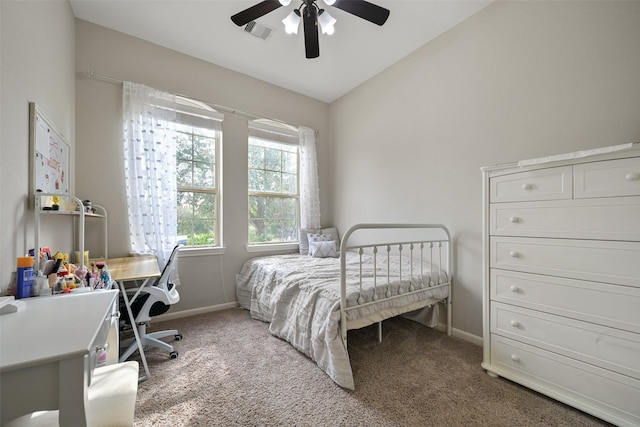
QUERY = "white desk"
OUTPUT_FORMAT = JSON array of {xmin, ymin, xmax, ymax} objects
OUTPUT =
[{"xmin": 0, "ymin": 290, "xmax": 118, "ymax": 426}]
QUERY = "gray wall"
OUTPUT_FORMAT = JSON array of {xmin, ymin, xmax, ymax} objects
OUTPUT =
[
  {"xmin": 1, "ymin": 0, "xmax": 76, "ymax": 294},
  {"xmin": 330, "ymin": 1, "xmax": 640, "ymax": 339},
  {"xmin": 74, "ymin": 20, "xmax": 331, "ymax": 313}
]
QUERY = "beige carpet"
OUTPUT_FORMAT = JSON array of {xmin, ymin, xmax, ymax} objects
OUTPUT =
[{"xmin": 131, "ymin": 308, "xmax": 612, "ymax": 426}]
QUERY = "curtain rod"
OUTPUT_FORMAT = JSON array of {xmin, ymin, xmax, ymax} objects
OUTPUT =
[{"xmin": 80, "ymin": 70, "xmax": 318, "ymax": 135}]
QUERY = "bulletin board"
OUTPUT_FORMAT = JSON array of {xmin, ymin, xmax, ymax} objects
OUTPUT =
[{"xmin": 29, "ymin": 102, "xmax": 70, "ymax": 204}]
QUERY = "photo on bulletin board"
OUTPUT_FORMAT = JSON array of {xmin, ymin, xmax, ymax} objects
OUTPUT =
[{"xmin": 29, "ymin": 102, "xmax": 70, "ymax": 208}]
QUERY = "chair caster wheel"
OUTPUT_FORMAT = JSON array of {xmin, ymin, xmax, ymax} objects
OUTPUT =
[
  {"xmin": 170, "ymin": 351, "xmax": 179, "ymax": 359},
  {"xmin": 175, "ymin": 334, "xmax": 183, "ymax": 341}
]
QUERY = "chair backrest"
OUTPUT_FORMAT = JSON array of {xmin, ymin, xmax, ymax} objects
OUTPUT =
[
  {"xmin": 126, "ymin": 245, "xmax": 182, "ymax": 323},
  {"xmin": 154, "ymin": 244, "xmax": 182, "ymax": 295}
]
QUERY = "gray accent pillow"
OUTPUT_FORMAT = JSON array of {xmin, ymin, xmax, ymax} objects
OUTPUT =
[
  {"xmin": 309, "ymin": 240, "xmax": 339, "ymax": 258},
  {"xmin": 299, "ymin": 227, "xmax": 340, "ymax": 255}
]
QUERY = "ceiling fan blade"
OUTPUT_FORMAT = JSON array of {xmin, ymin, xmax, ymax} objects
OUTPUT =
[
  {"xmin": 231, "ymin": 0, "xmax": 282, "ymax": 26},
  {"xmin": 332, "ymin": 0, "xmax": 390, "ymax": 26},
  {"xmin": 303, "ymin": 6, "xmax": 320, "ymax": 59}
]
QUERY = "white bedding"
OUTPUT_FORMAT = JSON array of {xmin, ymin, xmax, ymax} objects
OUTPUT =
[{"xmin": 236, "ymin": 251, "xmax": 449, "ymax": 389}]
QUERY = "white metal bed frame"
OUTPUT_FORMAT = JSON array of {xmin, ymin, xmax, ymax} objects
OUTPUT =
[{"xmin": 339, "ymin": 223, "xmax": 452, "ymax": 347}]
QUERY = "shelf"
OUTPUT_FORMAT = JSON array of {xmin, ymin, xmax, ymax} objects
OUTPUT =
[
  {"xmin": 38, "ymin": 210, "xmax": 106, "ymax": 219},
  {"xmin": 34, "ymin": 193, "xmax": 108, "ymax": 272}
]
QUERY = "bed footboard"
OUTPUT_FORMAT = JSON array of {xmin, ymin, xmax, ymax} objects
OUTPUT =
[{"xmin": 339, "ymin": 223, "xmax": 452, "ymax": 347}]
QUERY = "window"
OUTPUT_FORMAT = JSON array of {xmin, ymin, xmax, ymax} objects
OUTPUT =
[
  {"xmin": 248, "ymin": 121, "xmax": 300, "ymax": 244},
  {"xmin": 175, "ymin": 97, "xmax": 223, "ymax": 247}
]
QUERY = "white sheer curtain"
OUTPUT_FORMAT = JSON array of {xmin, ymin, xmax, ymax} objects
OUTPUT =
[
  {"xmin": 122, "ymin": 81, "xmax": 178, "ymax": 266},
  {"xmin": 299, "ymin": 126, "xmax": 320, "ymax": 229}
]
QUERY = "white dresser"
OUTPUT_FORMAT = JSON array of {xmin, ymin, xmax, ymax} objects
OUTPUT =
[{"xmin": 481, "ymin": 143, "xmax": 640, "ymax": 427}]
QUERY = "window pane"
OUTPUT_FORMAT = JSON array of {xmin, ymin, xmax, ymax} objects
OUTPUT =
[
  {"xmin": 248, "ymin": 195, "xmax": 298, "ymax": 243},
  {"xmin": 248, "ymin": 145, "xmax": 264, "ymax": 169},
  {"xmin": 283, "ymin": 151, "xmax": 297, "ymax": 174},
  {"xmin": 193, "ymin": 193, "xmax": 216, "ymax": 219},
  {"xmin": 178, "ymin": 188, "xmax": 217, "ymax": 245},
  {"xmin": 193, "ymin": 135, "xmax": 215, "ymax": 163},
  {"xmin": 176, "ymin": 132, "xmax": 192, "ymax": 161},
  {"xmin": 265, "ymin": 148, "xmax": 281, "ymax": 171},
  {"xmin": 177, "ymin": 160, "xmax": 192, "ymax": 187},
  {"xmin": 248, "ymin": 169, "xmax": 265, "ymax": 192},
  {"xmin": 193, "ymin": 162, "xmax": 215, "ymax": 188},
  {"xmin": 248, "ymin": 136, "xmax": 299, "ymax": 244},
  {"xmin": 265, "ymin": 171, "xmax": 281, "ymax": 193},
  {"xmin": 282, "ymin": 173, "xmax": 297, "ymax": 194},
  {"xmin": 173, "ymin": 100, "xmax": 221, "ymax": 248}
]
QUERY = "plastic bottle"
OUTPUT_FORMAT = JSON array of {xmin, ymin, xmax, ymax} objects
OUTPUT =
[{"xmin": 16, "ymin": 257, "xmax": 34, "ymax": 299}]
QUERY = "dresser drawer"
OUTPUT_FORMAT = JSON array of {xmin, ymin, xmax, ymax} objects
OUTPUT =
[
  {"xmin": 490, "ymin": 236, "xmax": 640, "ymax": 287},
  {"xmin": 490, "ymin": 197, "xmax": 640, "ymax": 241},
  {"xmin": 575, "ymin": 157, "xmax": 640, "ymax": 198},
  {"xmin": 489, "ymin": 166, "xmax": 572, "ymax": 203},
  {"xmin": 491, "ymin": 269, "xmax": 640, "ymax": 333},
  {"xmin": 489, "ymin": 335, "xmax": 640, "ymax": 426},
  {"xmin": 491, "ymin": 302, "xmax": 640, "ymax": 379}
]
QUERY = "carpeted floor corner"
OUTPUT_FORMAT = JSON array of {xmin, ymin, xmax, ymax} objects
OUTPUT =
[{"xmin": 130, "ymin": 308, "xmax": 612, "ymax": 426}]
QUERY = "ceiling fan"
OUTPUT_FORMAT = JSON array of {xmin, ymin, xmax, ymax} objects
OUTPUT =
[{"xmin": 231, "ymin": 0, "xmax": 390, "ymax": 59}]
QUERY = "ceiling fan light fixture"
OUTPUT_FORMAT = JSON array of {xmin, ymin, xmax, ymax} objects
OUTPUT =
[
  {"xmin": 317, "ymin": 9, "xmax": 336, "ymax": 35},
  {"xmin": 231, "ymin": 0, "xmax": 390, "ymax": 58},
  {"xmin": 282, "ymin": 9, "xmax": 301, "ymax": 35}
]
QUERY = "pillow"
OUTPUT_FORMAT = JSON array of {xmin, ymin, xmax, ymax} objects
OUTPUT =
[
  {"xmin": 309, "ymin": 240, "xmax": 338, "ymax": 258},
  {"xmin": 307, "ymin": 232, "xmax": 332, "ymax": 244},
  {"xmin": 298, "ymin": 227, "xmax": 340, "ymax": 255}
]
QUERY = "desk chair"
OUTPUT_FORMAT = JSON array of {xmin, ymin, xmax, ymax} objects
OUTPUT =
[{"xmin": 119, "ymin": 245, "xmax": 183, "ymax": 361}]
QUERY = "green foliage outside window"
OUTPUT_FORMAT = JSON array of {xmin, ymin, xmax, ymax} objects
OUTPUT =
[
  {"xmin": 176, "ymin": 123, "xmax": 218, "ymax": 246},
  {"xmin": 248, "ymin": 138, "xmax": 299, "ymax": 244}
]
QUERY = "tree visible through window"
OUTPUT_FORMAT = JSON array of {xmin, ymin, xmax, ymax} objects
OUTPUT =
[
  {"xmin": 175, "ymin": 98, "xmax": 222, "ymax": 247},
  {"xmin": 248, "ymin": 138, "xmax": 299, "ymax": 243}
]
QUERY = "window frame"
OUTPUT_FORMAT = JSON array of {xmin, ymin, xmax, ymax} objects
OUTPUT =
[
  {"xmin": 174, "ymin": 96, "xmax": 224, "ymax": 251},
  {"xmin": 247, "ymin": 120, "xmax": 300, "ymax": 249}
]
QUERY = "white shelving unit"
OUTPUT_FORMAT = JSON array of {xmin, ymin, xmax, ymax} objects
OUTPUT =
[{"xmin": 34, "ymin": 193, "xmax": 108, "ymax": 272}]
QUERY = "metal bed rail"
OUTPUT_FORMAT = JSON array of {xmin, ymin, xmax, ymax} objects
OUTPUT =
[{"xmin": 339, "ymin": 223, "xmax": 452, "ymax": 347}]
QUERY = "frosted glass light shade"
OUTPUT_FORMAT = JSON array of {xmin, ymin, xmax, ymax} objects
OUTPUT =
[
  {"xmin": 282, "ymin": 10, "xmax": 301, "ymax": 35},
  {"xmin": 318, "ymin": 10, "xmax": 336, "ymax": 35}
]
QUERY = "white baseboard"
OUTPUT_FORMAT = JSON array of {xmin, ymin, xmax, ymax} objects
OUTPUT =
[
  {"xmin": 151, "ymin": 302, "xmax": 240, "ymax": 323},
  {"xmin": 451, "ymin": 327, "xmax": 483, "ymax": 346},
  {"xmin": 434, "ymin": 322, "xmax": 482, "ymax": 346},
  {"xmin": 153, "ymin": 302, "xmax": 484, "ymax": 348}
]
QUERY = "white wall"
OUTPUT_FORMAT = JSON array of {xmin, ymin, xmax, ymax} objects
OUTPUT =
[
  {"xmin": 74, "ymin": 20, "xmax": 331, "ymax": 312},
  {"xmin": 1, "ymin": 0, "xmax": 76, "ymax": 293},
  {"xmin": 330, "ymin": 1, "xmax": 640, "ymax": 338}
]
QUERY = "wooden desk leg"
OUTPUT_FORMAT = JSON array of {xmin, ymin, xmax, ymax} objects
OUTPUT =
[{"xmin": 118, "ymin": 280, "xmax": 151, "ymax": 381}]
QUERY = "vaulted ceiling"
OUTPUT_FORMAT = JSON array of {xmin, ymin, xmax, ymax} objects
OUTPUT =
[{"xmin": 70, "ymin": 0, "xmax": 492, "ymax": 103}]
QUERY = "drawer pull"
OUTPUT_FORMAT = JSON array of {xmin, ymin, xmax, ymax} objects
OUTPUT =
[
  {"xmin": 509, "ymin": 216, "xmax": 520, "ymax": 223},
  {"xmin": 509, "ymin": 286, "xmax": 520, "ymax": 293},
  {"xmin": 626, "ymin": 172, "xmax": 640, "ymax": 181},
  {"xmin": 509, "ymin": 251, "xmax": 520, "ymax": 258},
  {"xmin": 510, "ymin": 354, "xmax": 520, "ymax": 362},
  {"xmin": 510, "ymin": 320, "xmax": 520, "ymax": 328},
  {"xmin": 521, "ymin": 183, "xmax": 533, "ymax": 190},
  {"xmin": 94, "ymin": 342, "xmax": 109, "ymax": 354}
]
